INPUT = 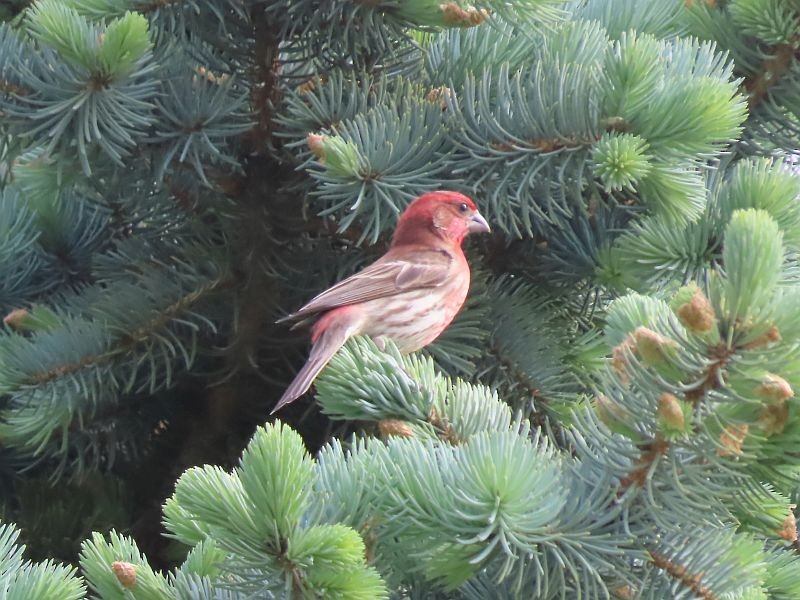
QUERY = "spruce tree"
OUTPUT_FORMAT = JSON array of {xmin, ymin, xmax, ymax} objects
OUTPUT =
[{"xmin": 1, "ymin": 0, "xmax": 800, "ymax": 597}]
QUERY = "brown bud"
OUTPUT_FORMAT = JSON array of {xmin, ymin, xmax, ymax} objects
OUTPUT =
[
  {"xmin": 196, "ymin": 65, "xmax": 211, "ymax": 82},
  {"xmin": 426, "ymin": 86, "xmax": 452, "ymax": 110},
  {"xmin": 602, "ymin": 116, "xmax": 630, "ymax": 133},
  {"xmin": 307, "ymin": 133, "xmax": 326, "ymax": 160},
  {"xmin": 111, "ymin": 561, "xmax": 136, "ymax": 589},
  {"xmin": 676, "ymin": 289, "xmax": 715, "ymax": 333},
  {"xmin": 361, "ymin": 517, "xmax": 380, "ymax": 563},
  {"xmin": 717, "ymin": 424, "xmax": 748, "ymax": 457},
  {"xmin": 633, "ymin": 327, "xmax": 676, "ymax": 366},
  {"xmin": 657, "ymin": 393, "xmax": 685, "ymax": 431},
  {"xmin": 440, "ymin": 3, "xmax": 488, "ymax": 26},
  {"xmin": 194, "ymin": 65, "xmax": 227, "ymax": 84},
  {"xmin": 296, "ymin": 77, "xmax": 318, "ymax": 94},
  {"xmin": 754, "ymin": 374, "xmax": 794, "ymax": 403},
  {"xmin": 744, "ymin": 325, "xmax": 781, "ymax": 349},
  {"xmin": 378, "ymin": 419, "xmax": 414, "ymax": 438},
  {"xmin": 489, "ymin": 141, "xmax": 515, "ymax": 152},
  {"xmin": 613, "ymin": 585, "xmax": 634, "ymax": 600},
  {"xmin": 428, "ymin": 408, "xmax": 459, "ymax": 444},
  {"xmin": 764, "ymin": 325, "xmax": 781, "ymax": 343},
  {"xmin": 595, "ymin": 394, "xmax": 628, "ymax": 426},
  {"xmin": 612, "ymin": 337, "xmax": 635, "ymax": 383},
  {"xmin": 3, "ymin": 308, "xmax": 29, "ymax": 330},
  {"xmin": 778, "ymin": 508, "xmax": 797, "ymax": 542},
  {"xmin": 759, "ymin": 401, "xmax": 789, "ymax": 436}
]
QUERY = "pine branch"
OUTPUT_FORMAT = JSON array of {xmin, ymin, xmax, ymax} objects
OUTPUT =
[
  {"xmin": 247, "ymin": 6, "xmax": 281, "ymax": 151},
  {"xmin": 485, "ymin": 337, "xmax": 541, "ymax": 400},
  {"xmin": 744, "ymin": 34, "xmax": 800, "ymax": 110},
  {"xmin": 684, "ymin": 341, "xmax": 733, "ymax": 402},
  {"xmin": 21, "ymin": 275, "xmax": 230, "ymax": 387},
  {"xmin": 303, "ymin": 216, "xmax": 383, "ymax": 249},
  {"xmin": 619, "ymin": 436, "xmax": 670, "ymax": 490},
  {"xmin": 271, "ymin": 537, "xmax": 308, "ymax": 599},
  {"xmin": 488, "ymin": 117, "xmax": 631, "ymax": 153},
  {"xmin": 1, "ymin": 0, "xmax": 800, "ymax": 594},
  {"xmin": 488, "ymin": 135, "xmax": 595, "ymax": 153},
  {"xmin": 648, "ymin": 549, "xmax": 716, "ymax": 600}
]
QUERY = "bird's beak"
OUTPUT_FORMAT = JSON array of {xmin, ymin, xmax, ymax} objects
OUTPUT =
[{"xmin": 469, "ymin": 211, "xmax": 491, "ymax": 234}]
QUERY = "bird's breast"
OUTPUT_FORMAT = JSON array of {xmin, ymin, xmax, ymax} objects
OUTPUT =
[{"xmin": 360, "ymin": 269, "xmax": 470, "ymax": 353}]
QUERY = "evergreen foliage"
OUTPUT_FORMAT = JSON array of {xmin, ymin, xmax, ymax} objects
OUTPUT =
[{"xmin": 0, "ymin": 0, "xmax": 800, "ymax": 597}]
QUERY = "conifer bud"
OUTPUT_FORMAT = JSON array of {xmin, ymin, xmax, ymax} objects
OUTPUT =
[
  {"xmin": 594, "ymin": 394, "xmax": 636, "ymax": 439},
  {"xmin": 440, "ymin": 3, "xmax": 488, "ymax": 26},
  {"xmin": 2, "ymin": 305, "xmax": 58, "ymax": 333},
  {"xmin": 306, "ymin": 136, "xmax": 361, "ymax": 176},
  {"xmin": 3, "ymin": 308, "xmax": 29, "ymax": 330},
  {"xmin": 743, "ymin": 325, "xmax": 781, "ymax": 349},
  {"xmin": 633, "ymin": 327, "xmax": 676, "ymax": 366},
  {"xmin": 307, "ymin": 133, "xmax": 326, "ymax": 160},
  {"xmin": 111, "ymin": 561, "xmax": 136, "ymax": 589},
  {"xmin": 613, "ymin": 585, "xmax": 634, "ymax": 600},
  {"xmin": 296, "ymin": 77, "xmax": 319, "ymax": 94},
  {"xmin": 717, "ymin": 424, "xmax": 748, "ymax": 457},
  {"xmin": 612, "ymin": 336, "xmax": 634, "ymax": 383},
  {"xmin": 595, "ymin": 394, "xmax": 614, "ymax": 424},
  {"xmin": 428, "ymin": 408, "xmax": 459, "ymax": 444},
  {"xmin": 759, "ymin": 401, "xmax": 789, "ymax": 436},
  {"xmin": 754, "ymin": 374, "xmax": 794, "ymax": 403},
  {"xmin": 777, "ymin": 508, "xmax": 797, "ymax": 542},
  {"xmin": 592, "ymin": 133, "xmax": 651, "ymax": 192},
  {"xmin": 601, "ymin": 116, "xmax": 629, "ymax": 133},
  {"xmin": 195, "ymin": 65, "xmax": 228, "ymax": 84},
  {"xmin": 426, "ymin": 86, "xmax": 453, "ymax": 110},
  {"xmin": 657, "ymin": 393, "xmax": 685, "ymax": 432},
  {"xmin": 676, "ymin": 289, "xmax": 715, "ymax": 333},
  {"xmin": 378, "ymin": 419, "xmax": 414, "ymax": 438}
]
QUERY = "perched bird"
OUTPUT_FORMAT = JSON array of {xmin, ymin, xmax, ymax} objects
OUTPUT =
[{"xmin": 273, "ymin": 190, "xmax": 490, "ymax": 412}]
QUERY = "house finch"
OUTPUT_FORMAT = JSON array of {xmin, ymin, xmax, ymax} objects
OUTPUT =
[{"xmin": 273, "ymin": 190, "xmax": 490, "ymax": 412}]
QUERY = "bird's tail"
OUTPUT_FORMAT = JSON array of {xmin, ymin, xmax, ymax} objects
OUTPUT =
[{"xmin": 271, "ymin": 327, "xmax": 349, "ymax": 413}]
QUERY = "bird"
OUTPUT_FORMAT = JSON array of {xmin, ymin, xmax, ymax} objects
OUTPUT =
[{"xmin": 272, "ymin": 190, "xmax": 490, "ymax": 413}]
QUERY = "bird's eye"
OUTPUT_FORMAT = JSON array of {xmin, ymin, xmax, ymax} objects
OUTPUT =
[{"xmin": 458, "ymin": 203, "xmax": 469, "ymax": 213}]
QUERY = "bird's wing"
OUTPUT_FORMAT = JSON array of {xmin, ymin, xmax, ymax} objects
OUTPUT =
[{"xmin": 279, "ymin": 248, "xmax": 454, "ymax": 322}]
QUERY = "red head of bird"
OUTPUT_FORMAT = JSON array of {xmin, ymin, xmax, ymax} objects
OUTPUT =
[{"xmin": 392, "ymin": 191, "xmax": 490, "ymax": 247}]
